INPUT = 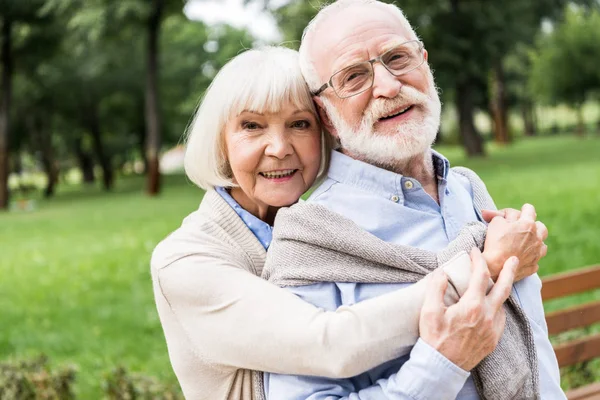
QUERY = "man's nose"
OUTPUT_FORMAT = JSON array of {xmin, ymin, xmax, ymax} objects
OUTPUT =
[
  {"xmin": 371, "ymin": 63, "xmax": 402, "ymax": 99},
  {"xmin": 264, "ymin": 131, "xmax": 293, "ymax": 159}
]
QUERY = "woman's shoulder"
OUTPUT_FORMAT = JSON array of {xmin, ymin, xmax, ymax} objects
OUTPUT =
[{"xmin": 151, "ymin": 190, "xmax": 265, "ymax": 276}]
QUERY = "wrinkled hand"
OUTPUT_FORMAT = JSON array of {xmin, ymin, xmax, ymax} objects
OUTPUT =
[
  {"xmin": 420, "ymin": 248, "xmax": 519, "ymax": 371},
  {"xmin": 481, "ymin": 204, "xmax": 548, "ymax": 281}
]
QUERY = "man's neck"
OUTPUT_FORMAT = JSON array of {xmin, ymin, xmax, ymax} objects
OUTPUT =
[{"xmin": 342, "ymin": 148, "xmax": 440, "ymax": 204}]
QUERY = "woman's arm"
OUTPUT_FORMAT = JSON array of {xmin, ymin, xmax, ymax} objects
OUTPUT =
[{"xmin": 153, "ymin": 250, "xmax": 473, "ymax": 379}]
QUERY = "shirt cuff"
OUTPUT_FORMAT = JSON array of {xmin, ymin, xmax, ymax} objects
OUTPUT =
[{"xmin": 393, "ymin": 338, "xmax": 470, "ymax": 400}]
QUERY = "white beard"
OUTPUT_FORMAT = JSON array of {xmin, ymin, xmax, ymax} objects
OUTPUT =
[{"xmin": 322, "ymin": 73, "xmax": 442, "ymax": 169}]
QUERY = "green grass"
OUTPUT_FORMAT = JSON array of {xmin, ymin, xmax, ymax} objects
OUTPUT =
[{"xmin": 1, "ymin": 135, "xmax": 599, "ymax": 396}]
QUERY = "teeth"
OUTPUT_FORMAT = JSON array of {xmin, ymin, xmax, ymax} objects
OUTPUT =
[
  {"xmin": 383, "ymin": 106, "xmax": 411, "ymax": 119},
  {"xmin": 262, "ymin": 169, "xmax": 296, "ymax": 179}
]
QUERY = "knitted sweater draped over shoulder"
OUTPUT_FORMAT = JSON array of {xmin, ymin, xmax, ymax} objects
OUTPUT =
[{"xmin": 261, "ymin": 167, "xmax": 540, "ymax": 400}]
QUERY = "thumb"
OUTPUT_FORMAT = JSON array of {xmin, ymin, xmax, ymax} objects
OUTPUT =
[{"xmin": 422, "ymin": 269, "xmax": 448, "ymax": 316}]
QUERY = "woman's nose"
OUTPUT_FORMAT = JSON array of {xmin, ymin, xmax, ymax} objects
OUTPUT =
[{"xmin": 264, "ymin": 131, "xmax": 293, "ymax": 159}]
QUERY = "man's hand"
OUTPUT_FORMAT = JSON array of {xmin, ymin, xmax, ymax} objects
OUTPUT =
[
  {"xmin": 419, "ymin": 249, "xmax": 519, "ymax": 371},
  {"xmin": 481, "ymin": 204, "xmax": 548, "ymax": 281}
]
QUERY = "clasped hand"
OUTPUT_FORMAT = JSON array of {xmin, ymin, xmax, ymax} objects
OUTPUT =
[{"xmin": 481, "ymin": 203, "xmax": 548, "ymax": 282}]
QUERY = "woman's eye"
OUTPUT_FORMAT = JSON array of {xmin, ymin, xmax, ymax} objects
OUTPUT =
[
  {"xmin": 291, "ymin": 120, "xmax": 310, "ymax": 129},
  {"xmin": 242, "ymin": 121, "xmax": 261, "ymax": 130}
]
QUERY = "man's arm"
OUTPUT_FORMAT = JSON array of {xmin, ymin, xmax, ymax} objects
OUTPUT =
[{"xmin": 265, "ymin": 249, "xmax": 519, "ymax": 400}]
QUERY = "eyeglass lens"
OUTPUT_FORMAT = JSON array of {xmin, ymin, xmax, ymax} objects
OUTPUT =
[{"xmin": 331, "ymin": 41, "xmax": 423, "ymax": 98}]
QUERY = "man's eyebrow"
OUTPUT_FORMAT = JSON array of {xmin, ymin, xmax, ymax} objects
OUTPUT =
[
  {"xmin": 379, "ymin": 40, "xmax": 404, "ymax": 54},
  {"xmin": 332, "ymin": 53, "xmax": 366, "ymax": 72}
]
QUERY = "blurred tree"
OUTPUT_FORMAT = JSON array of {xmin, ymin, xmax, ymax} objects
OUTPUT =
[
  {"xmin": 504, "ymin": 44, "xmax": 538, "ymax": 137},
  {"xmin": 530, "ymin": 6, "xmax": 600, "ymax": 136},
  {"xmin": 45, "ymin": 0, "xmax": 185, "ymax": 194},
  {"xmin": 0, "ymin": 0, "xmax": 49, "ymax": 208}
]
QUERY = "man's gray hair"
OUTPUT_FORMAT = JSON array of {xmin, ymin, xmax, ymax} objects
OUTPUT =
[{"xmin": 299, "ymin": 0, "xmax": 420, "ymax": 92}]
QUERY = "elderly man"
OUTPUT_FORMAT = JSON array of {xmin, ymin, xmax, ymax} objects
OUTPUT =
[{"xmin": 262, "ymin": 0, "xmax": 563, "ymax": 399}]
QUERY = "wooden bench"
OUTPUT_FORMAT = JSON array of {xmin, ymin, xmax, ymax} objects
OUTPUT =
[{"xmin": 542, "ymin": 265, "xmax": 600, "ymax": 400}]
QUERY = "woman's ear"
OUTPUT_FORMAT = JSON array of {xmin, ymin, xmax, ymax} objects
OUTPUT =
[{"xmin": 313, "ymin": 96, "xmax": 338, "ymax": 138}]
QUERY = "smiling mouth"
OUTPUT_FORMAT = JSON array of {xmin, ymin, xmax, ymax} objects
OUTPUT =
[
  {"xmin": 379, "ymin": 105, "xmax": 414, "ymax": 121},
  {"xmin": 259, "ymin": 169, "xmax": 298, "ymax": 179}
]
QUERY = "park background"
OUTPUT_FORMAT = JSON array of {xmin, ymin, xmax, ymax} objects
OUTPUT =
[{"xmin": 0, "ymin": 0, "xmax": 599, "ymax": 398}]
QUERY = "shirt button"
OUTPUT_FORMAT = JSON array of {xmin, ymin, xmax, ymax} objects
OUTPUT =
[
  {"xmin": 391, "ymin": 194, "xmax": 400, "ymax": 203},
  {"xmin": 404, "ymin": 181, "xmax": 414, "ymax": 190}
]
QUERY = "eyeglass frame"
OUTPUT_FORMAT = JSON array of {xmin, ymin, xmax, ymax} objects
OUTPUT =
[{"xmin": 312, "ymin": 40, "xmax": 426, "ymax": 99}]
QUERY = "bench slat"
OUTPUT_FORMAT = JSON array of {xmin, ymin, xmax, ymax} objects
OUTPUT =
[
  {"xmin": 565, "ymin": 382, "xmax": 600, "ymax": 400},
  {"xmin": 554, "ymin": 334, "xmax": 600, "ymax": 367},
  {"xmin": 541, "ymin": 265, "xmax": 600, "ymax": 301},
  {"xmin": 546, "ymin": 301, "xmax": 600, "ymax": 335}
]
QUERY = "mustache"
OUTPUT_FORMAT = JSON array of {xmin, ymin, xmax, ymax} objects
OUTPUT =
[{"xmin": 364, "ymin": 84, "xmax": 431, "ymax": 121}]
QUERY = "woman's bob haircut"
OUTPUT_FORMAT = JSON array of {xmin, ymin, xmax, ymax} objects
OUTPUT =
[{"xmin": 184, "ymin": 46, "xmax": 328, "ymax": 190}]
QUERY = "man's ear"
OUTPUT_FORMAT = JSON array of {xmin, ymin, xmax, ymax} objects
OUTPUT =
[
  {"xmin": 423, "ymin": 49, "xmax": 429, "ymax": 62},
  {"xmin": 313, "ymin": 96, "xmax": 338, "ymax": 138}
]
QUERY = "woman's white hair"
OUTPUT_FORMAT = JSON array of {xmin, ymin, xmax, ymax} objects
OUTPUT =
[
  {"xmin": 299, "ymin": 0, "xmax": 419, "ymax": 92},
  {"xmin": 184, "ymin": 46, "xmax": 327, "ymax": 190}
]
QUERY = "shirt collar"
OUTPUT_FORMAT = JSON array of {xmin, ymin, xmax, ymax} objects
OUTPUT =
[
  {"xmin": 326, "ymin": 149, "xmax": 451, "ymax": 202},
  {"xmin": 215, "ymin": 187, "xmax": 273, "ymax": 250}
]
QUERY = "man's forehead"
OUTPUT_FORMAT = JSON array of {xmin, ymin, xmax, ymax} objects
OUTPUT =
[{"xmin": 310, "ymin": 4, "xmax": 413, "ymax": 78}]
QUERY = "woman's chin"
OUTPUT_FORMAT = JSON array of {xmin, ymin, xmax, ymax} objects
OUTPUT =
[{"xmin": 261, "ymin": 191, "xmax": 303, "ymax": 209}]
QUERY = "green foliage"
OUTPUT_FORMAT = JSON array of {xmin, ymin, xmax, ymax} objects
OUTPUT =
[
  {"xmin": 0, "ymin": 355, "xmax": 76, "ymax": 400},
  {"xmin": 530, "ymin": 6, "xmax": 600, "ymax": 106},
  {"xmin": 103, "ymin": 367, "xmax": 183, "ymax": 400}
]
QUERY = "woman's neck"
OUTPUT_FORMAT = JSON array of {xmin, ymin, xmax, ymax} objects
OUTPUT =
[{"xmin": 229, "ymin": 187, "xmax": 280, "ymax": 225}]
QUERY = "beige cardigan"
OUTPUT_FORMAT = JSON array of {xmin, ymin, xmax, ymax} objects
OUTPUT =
[{"xmin": 151, "ymin": 190, "xmax": 473, "ymax": 400}]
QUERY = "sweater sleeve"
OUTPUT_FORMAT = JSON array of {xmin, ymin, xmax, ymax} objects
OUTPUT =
[{"xmin": 154, "ymin": 249, "xmax": 474, "ymax": 379}]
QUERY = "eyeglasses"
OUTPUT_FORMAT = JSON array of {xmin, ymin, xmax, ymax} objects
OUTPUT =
[{"xmin": 313, "ymin": 40, "xmax": 425, "ymax": 99}]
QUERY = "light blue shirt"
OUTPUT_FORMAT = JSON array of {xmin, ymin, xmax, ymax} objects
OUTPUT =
[
  {"xmin": 264, "ymin": 150, "xmax": 564, "ymax": 400},
  {"xmin": 215, "ymin": 187, "xmax": 272, "ymax": 250}
]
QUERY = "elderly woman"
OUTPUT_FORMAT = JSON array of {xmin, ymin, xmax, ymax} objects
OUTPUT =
[{"xmin": 151, "ymin": 47, "xmax": 479, "ymax": 399}]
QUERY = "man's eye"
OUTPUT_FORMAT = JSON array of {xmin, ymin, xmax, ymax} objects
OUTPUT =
[{"xmin": 345, "ymin": 71, "xmax": 367, "ymax": 83}]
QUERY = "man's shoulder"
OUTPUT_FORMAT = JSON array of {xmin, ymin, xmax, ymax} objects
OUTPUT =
[{"xmin": 306, "ymin": 177, "xmax": 338, "ymax": 204}]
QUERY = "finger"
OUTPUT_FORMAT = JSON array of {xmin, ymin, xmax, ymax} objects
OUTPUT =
[
  {"xmin": 422, "ymin": 269, "xmax": 449, "ymax": 315},
  {"xmin": 520, "ymin": 203, "xmax": 536, "ymax": 222},
  {"xmin": 463, "ymin": 248, "xmax": 490, "ymax": 302},
  {"xmin": 488, "ymin": 256, "xmax": 518, "ymax": 311},
  {"xmin": 539, "ymin": 243, "xmax": 548, "ymax": 259},
  {"xmin": 482, "ymin": 209, "xmax": 504, "ymax": 223},
  {"xmin": 493, "ymin": 306, "xmax": 507, "ymax": 338},
  {"xmin": 504, "ymin": 208, "xmax": 521, "ymax": 222},
  {"xmin": 536, "ymin": 221, "xmax": 548, "ymax": 241}
]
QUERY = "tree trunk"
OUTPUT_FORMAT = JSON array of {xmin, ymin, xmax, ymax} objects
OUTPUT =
[
  {"xmin": 145, "ymin": 0, "xmax": 164, "ymax": 196},
  {"xmin": 456, "ymin": 81, "xmax": 486, "ymax": 157},
  {"xmin": 0, "ymin": 17, "xmax": 13, "ymax": 210},
  {"xmin": 137, "ymin": 123, "xmax": 147, "ymax": 174},
  {"xmin": 28, "ymin": 114, "xmax": 58, "ymax": 197},
  {"xmin": 575, "ymin": 106, "xmax": 585, "ymax": 137},
  {"xmin": 39, "ymin": 118, "xmax": 58, "ymax": 197},
  {"xmin": 490, "ymin": 60, "xmax": 511, "ymax": 144},
  {"xmin": 74, "ymin": 137, "xmax": 96, "ymax": 184},
  {"xmin": 521, "ymin": 101, "xmax": 536, "ymax": 137},
  {"xmin": 87, "ymin": 105, "xmax": 114, "ymax": 190}
]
